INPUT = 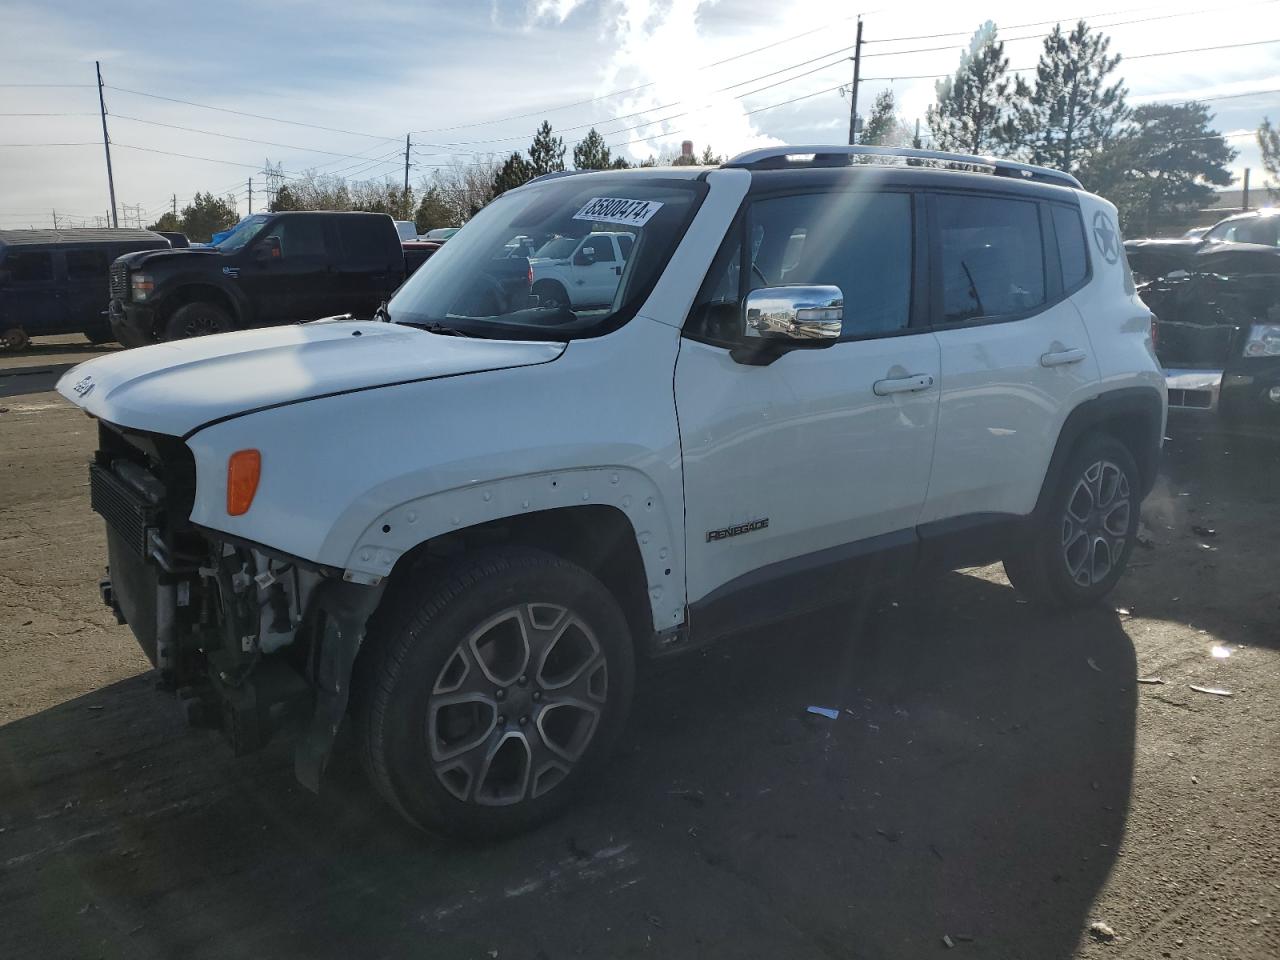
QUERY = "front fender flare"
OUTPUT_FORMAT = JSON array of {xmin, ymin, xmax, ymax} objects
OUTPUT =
[{"xmin": 334, "ymin": 467, "xmax": 686, "ymax": 631}]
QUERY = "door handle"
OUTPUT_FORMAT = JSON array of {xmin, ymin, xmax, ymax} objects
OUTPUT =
[
  {"xmin": 1040, "ymin": 348, "xmax": 1087, "ymax": 367},
  {"xmin": 873, "ymin": 373, "xmax": 935, "ymax": 396}
]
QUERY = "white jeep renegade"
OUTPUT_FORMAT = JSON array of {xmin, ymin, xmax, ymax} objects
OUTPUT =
[{"xmin": 59, "ymin": 146, "xmax": 1165, "ymax": 836}]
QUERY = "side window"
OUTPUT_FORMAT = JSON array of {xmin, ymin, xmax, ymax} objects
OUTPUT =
[
  {"xmin": 265, "ymin": 217, "xmax": 328, "ymax": 258},
  {"xmin": 616, "ymin": 234, "xmax": 634, "ymax": 261},
  {"xmin": 1231, "ymin": 218, "xmax": 1276, "ymax": 246},
  {"xmin": 336, "ymin": 217, "xmax": 391, "ymax": 267},
  {"xmin": 581, "ymin": 235, "xmax": 616, "ymax": 263},
  {"xmin": 65, "ymin": 249, "xmax": 109, "ymax": 281},
  {"xmin": 1051, "ymin": 204, "xmax": 1089, "ymax": 291},
  {"xmin": 936, "ymin": 194, "xmax": 1045, "ymax": 322},
  {"xmin": 746, "ymin": 191, "xmax": 912, "ymax": 336},
  {"xmin": 3, "ymin": 251, "xmax": 54, "ymax": 284}
]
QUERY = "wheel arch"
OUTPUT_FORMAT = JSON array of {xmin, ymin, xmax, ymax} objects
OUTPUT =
[
  {"xmin": 338, "ymin": 467, "xmax": 686, "ymax": 643},
  {"xmin": 1035, "ymin": 386, "xmax": 1164, "ymax": 518},
  {"xmin": 156, "ymin": 283, "xmax": 246, "ymax": 333}
]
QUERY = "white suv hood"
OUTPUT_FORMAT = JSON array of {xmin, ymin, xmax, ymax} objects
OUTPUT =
[{"xmin": 56, "ymin": 320, "xmax": 564, "ymax": 438}]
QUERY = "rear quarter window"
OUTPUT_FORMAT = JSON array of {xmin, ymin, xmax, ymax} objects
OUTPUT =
[{"xmin": 1051, "ymin": 204, "xmax": 1090, "ymax": 291}]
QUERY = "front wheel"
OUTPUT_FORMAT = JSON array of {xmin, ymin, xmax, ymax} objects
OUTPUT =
[
  {"xmin": 355, "ymin": 548, "xmax": 635, "ymax": 837},
  {"xmin": 164, "ymin": 301, "xmax": 232, "ymax": 340},
  {"xmin": 1003, "ymin": 434, "xmax": 1141, "ymax": 608}
]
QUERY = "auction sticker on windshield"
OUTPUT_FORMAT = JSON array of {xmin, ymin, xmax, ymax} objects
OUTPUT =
[{"xmin": 573, "ymin": 197, "xmax": 664, "ymax": 227}]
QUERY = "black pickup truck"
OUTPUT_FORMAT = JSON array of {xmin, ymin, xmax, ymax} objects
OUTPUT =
[{"xmin": 108, "ymin": 211, "xmax": 405, "ymax": 346}]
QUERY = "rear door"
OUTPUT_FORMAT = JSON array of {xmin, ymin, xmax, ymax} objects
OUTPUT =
[
  {"xmin": 0, "ymin": 249, "xmax": 65, "ymax": 335},
  {"xmin": 333, "ymin": 216, "xmax": 401, "ymax": 317},
  {"xmin": 63, "ymin": 247, "xmax": 112, "ymax": 334},
  {"xmin": 675, "ymin": 188, "xmax": 940, "ymax": 632},
  {"xmin": 920, "ymin": 191, "xmax": 1101, "ymax": 526}
]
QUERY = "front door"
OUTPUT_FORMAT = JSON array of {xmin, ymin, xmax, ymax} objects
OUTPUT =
[
  {"xmin": 242, "ymin": 216, "xmax": 339, "ymax": 324},
  {"xmin": 571, "ymin": 235, "xmax": 623, "ymax": 308},
  {"xmin": 675, "ymin": 189, "xmax": 940, "ymax": 636}
]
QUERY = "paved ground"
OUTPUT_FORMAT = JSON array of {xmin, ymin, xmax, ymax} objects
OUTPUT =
[{"xmin": 1, "ymin": 337, "xmax": 1277, "ymax": 959}]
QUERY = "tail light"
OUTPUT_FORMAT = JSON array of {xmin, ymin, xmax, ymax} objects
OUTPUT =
[{"xmin": 527, "ymin": 264, "xmax": 534, "ymax": 286}]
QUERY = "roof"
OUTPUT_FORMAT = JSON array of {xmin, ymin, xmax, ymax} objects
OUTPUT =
[{"xmin": 0, "ymin": 227, "xmax": 166, "ymax": 247}]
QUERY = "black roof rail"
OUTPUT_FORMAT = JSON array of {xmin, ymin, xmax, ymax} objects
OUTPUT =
[{"xmin": 721, "ymin": 145, "xmax": 1082, "ymax": 190}]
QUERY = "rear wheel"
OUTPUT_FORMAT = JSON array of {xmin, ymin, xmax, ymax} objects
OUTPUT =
[
  {"xmin": 164, "ymin": 301, "xmax": 232, "ymax": 340},
  {"xmin": 1, "ymin": 327, "xmax": 30, "ymax": 352},
  {"xmin": 1003, "ymin": 434, "xmax": 1140, "ymax": 608},
  {"xmin": 355, "ymin": 547, "xmax": 635, "ymax": 837}
]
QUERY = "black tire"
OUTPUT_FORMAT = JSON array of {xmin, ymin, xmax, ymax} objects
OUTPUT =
[
  {"xmin": 354, "ymin": 547, "xmax": 635, "ymax": 838},
  {"xmin": 1003, "ymin": 433, "xmax": 1141, "ymax": 608},
  {"xmin": 533, "ymin": 280, "xmax": 569, "ymax": 310},
  {"xmin": 163, "ymin": 301, "xmax": 232, "ymax": 341}
]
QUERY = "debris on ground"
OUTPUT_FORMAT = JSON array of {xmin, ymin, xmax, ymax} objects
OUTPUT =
[
  {"xmin": 1136, "ymin": 677, "xmax": 1165, "ymax": 685},
  {"xmin": 1088, "ymin": 920, "xmax": 1117, "ymax": 942},
  {"xmin": 1189, "ymin": 684, "xmax": 1233, "ymax": 697},
  {"xmin": 942, "ymin": 934, "xmax": 955, "ymax": 948},
  {"xmin": 1210, "ymin": 645, "xmax": 1231, "ymax": 659},
  {"xmin": 806, "ymin": 705, "xmax": 840, "ymax": 720},
  {"xmin": 669, "ymin": 789, "xmax": 705, "ymax": 808},
  {"xmin": 1086, "ymin": 657, "xmax": 1103, "ymax": 673},
  {"xmin": 1190, "ymin": 524, "xmax": 1218, "ymax": 538},
  {"xmin": 1115, "ymin": 606, "xmax": 1132, "ymax": 618}
]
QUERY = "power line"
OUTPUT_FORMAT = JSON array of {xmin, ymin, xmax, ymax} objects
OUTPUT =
[
  {"xmin": 103, "ymin": 85, "xmax": 400, "ymax": 142},
  {"xmin": 110, "ymin": 113, "xmax": 404, "ymax": 161},
  {"xmin": 0, "ymin": 112, "xmax": 97, "ymax": 117},
  {"xmin": 0, "ymin": 141, "xmax": 98, "ymax": 147}
]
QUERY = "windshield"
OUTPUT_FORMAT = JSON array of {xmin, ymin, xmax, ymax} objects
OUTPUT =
[
  {"xmin": 388, "ymin": 175, "xmax": 706, "ymax": 339},
  {"xmin": 214, "ymin": 214, "xmax": 271, "ymax": 252}
]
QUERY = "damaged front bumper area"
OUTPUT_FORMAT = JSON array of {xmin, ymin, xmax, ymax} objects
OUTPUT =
[{"xmin": 90, "ymin": 421, "xmax": 383, "ymax": 790}]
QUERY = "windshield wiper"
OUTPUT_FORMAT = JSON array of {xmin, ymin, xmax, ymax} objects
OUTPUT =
[
  {"xmin": 400, "ymin": 320, "xmax": 473, "ymax": 338},
  {"xmin": 373, "ymin": 300, "xmax": 391, "ymax": 323}
]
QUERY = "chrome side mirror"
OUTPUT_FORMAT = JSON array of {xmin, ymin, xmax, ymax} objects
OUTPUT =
[{"xmin": 743, "ymin": 285, "xmax": 843, "ymax": 343}]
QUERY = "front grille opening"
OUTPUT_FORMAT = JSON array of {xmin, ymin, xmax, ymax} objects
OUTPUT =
[{"xmin": 1168, "ymin": 388, "xmax": 1212, "ymax": 409}]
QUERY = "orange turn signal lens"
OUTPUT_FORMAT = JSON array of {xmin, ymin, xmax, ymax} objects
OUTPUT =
[{"xmin": 226, "ymin": 449, "xmax": 261, "ymax": 516}]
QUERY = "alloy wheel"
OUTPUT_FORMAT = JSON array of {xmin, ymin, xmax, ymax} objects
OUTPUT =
[
  {"xmin": 1060, "ymin": 459, "xmax": 1131, "ymax": 587},
  {"xmin": 426, "ymin": 603, "xmax": 608, "ymax": 806}
]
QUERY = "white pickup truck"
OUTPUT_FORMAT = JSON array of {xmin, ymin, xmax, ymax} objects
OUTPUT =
[{"xmin": 530, "ymin": 231, "xmax": 635, "ymax": 310}]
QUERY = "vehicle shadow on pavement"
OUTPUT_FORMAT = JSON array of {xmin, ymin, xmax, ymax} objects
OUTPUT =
[{"xmin": 0, "ymin": 572, "xmax": 1135, "ymax": 960}]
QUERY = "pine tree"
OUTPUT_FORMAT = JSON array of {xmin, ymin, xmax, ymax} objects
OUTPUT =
[
  {"xmin": 414, "ymin": 186, "xmax": 453, "ymax": 233},
  {"xmin": 492, "ymin": 152, "xmax": 534, "ymax": 195},
  {"xmin": 1079, "ymin": 102, "xmax": 1236, "ymax": 235},
  {"xmin": 1016, "ymin": 21, "xmax": 1127, "ymax": 173},
  {"xmin": 926, "ymin": 22, "xmax": 1017, "ymax": 155},
  {"xmin": 862, "ymin": 90, "xmax": 901, "ymax": 146},
  {"xmin": 1259, "ymin": 118, "xmax": 1280, "ymax": 197},
  {"xmin": 573, "ymin": 128, "xmax": 613, "ymax": 170},
  {"xmin": 179, "ymin": 192, "xmax": 239, "ymax": 242},
  {"xmin": 529, "ymin": 122, "xmax": 566, "ymax": 177},
  {"xmin": 698, "ymin": 145, "xmax": 723, "ymax": 165}
]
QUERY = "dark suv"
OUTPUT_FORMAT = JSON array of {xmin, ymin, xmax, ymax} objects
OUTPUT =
[
  {"xmin": 0, "ymin": 228, "xmax": 171, "ymax": 349},
  {"xmin": 109, "ymin": 211, "xmax": 405, "ymax": 346}
]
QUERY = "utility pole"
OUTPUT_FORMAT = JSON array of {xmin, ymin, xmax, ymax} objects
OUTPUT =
[
  {"xmin": 51, "ymin": 209, "xmax": 58, "ymax": 229},
  {"xmin": 1242, "ymin": 167, "xmax": 1251, "ymax": 211},
  {"xmin": 847, "ymin": 17, "xmax": 863, "ymax": 145},
  {"xmin": 248, "ymin": 177, "xmax": 253, "ymax": 215},
  {"xmin": 95, "ymin": 61, "xmax": 118, "ymax": 229},
  {"xmin": 404, "ymin": 133, "xmax": 411, "ymax": 196},
  {"xmin": 172, "ymin": 194, "xmax": 177, "ymax": 218}
]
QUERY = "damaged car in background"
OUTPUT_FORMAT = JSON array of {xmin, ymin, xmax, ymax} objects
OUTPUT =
[{"xmin": 1141, "ymin": 242, "xmax": 1280, "ymax": 428}]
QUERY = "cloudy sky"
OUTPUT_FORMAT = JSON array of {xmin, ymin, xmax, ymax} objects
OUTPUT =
[{"xmin": 1, "ymin": 0, "xmax": 1277, "ymax": 228}]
